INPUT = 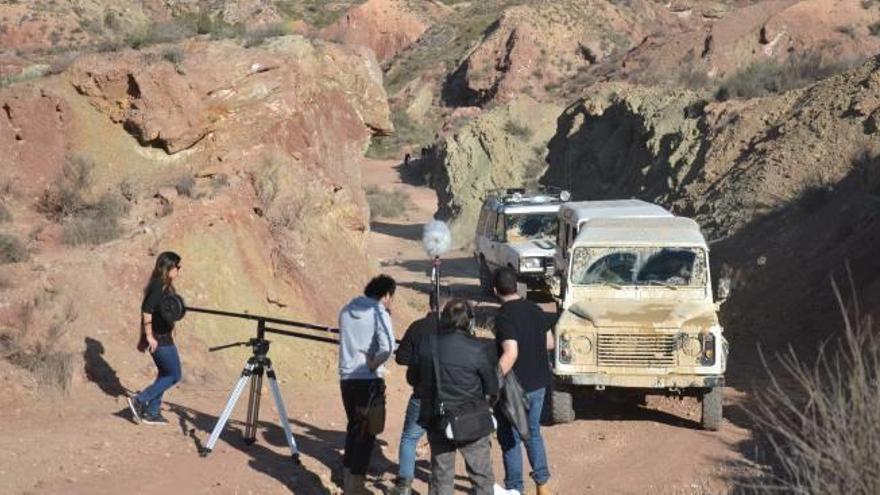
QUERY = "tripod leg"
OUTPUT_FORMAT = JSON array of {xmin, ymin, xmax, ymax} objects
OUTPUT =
[
  {"xmin": 202, "ymin": 363, "xmax": 255, "ymax": 457},
  {"xmin": 266, "ymin": 363, "xmax": 301, "ymax": 464},
  {"xmin": 244, "ymin": 367, "xmax": 263, "ymax": 445}
]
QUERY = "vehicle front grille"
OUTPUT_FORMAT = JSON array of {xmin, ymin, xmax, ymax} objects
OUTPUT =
[{"xmin": 597, "ymin": 334, "xmax": 676, "ymax": 367}]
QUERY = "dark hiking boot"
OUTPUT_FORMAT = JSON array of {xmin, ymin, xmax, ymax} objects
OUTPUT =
[
  {"xmin": 127, "ymin": 396, "xmax": 143, "ymax": 424},
  {"xmin": 142, "ymin": 413, "xmax": 169, "ymax": 425}
]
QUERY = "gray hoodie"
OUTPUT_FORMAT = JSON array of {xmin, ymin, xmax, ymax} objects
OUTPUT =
[{"xmin": 338, "ymin": 296, "xmax": 396, "ymax": 380}]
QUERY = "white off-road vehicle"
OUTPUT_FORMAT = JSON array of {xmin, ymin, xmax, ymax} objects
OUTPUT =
[
  {"xmin": 551, "ymin": 215, "xmax": 729, "ymax": 430},
  {"xmin": 474, "ymin": 188, "xmax": 569, "ymax": 296}
]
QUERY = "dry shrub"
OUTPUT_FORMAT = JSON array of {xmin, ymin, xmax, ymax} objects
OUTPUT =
[
  {"xmin": 1, "ymin": 302, "xmax": 76, "ymax": 392},
  {"xmin": 503, "ymin": 119, "xmax": 534, "ymax": 140},
  {"xmin": 365, "ymin": 185, "xmax": 412, "ymax": 220},
  {"xmin": 0, "ymin": 233, "xmax": 28, "ymax": 264},
  {"xmin": 243, "ymin": 23, "xmax": 289, "ymax": 48},
  {"xmin": 61, "ymin": 193, "xmax": 127, "ymax": 246},
  {"xmin": 0, "ymin": 202, "xmax": 11, "ymax": 223},
  {"xmin": 37, "ymin": 155, "xmax": 94, "ymax": 220},
  {"xmin": 716, "ymin": 53, "xmax": 858, "ymax": 100},
  {"xmin": 745, "ymin": 274, "xmax": 880, "ymax": 493}
]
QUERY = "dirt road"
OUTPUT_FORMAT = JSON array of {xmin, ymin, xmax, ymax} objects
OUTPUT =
[{"xmin": 0, "ymin": 159, "xmax": 753, "ymax": 494}]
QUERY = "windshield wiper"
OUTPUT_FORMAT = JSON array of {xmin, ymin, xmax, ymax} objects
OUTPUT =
[
  {"xmin": 597, "ymin": 280, "xmax": 623, "ymax": 290},
  {"xmin": 644, "ymin": 280, "xmax": 678, "ymax": 290}
]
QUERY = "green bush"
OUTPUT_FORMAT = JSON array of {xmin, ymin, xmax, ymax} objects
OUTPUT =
[{"xmin": 0, "ymin": 233, "xmax": 28, "ymax": 264}]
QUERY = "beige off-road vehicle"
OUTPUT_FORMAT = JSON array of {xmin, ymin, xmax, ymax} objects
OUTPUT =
[{"xmin": 551, "ymin": 216, "xmax": 729, "ymax": 430}]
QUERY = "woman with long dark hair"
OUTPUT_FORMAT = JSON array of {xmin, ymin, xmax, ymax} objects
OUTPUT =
[{"xmin": 128, "ymin": 251, "xmax": 183, "ymax": 425}]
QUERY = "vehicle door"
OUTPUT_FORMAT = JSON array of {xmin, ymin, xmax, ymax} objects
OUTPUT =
[{"xmin": 487, "ymin": 209, "xmax": 506, "ymax": 269}]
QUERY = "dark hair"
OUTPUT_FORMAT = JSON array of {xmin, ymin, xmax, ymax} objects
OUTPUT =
[
  {"xmin": 145, "ymin": 251, "xmax": 181, "ymax": 295},
  {"xmin": 493, "ymin": 266, "xmax": 518, "ymax": 296},
  {"xmin": 440, "ymin": 299, "xmax": 474, "ymax": 334},
  {"xmin": 364, "ymin": 274, "xmax": 396, "ymax": 300}
]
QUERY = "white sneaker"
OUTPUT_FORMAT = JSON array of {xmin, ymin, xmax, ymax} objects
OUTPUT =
[{"xmin": 494, "ymin": 484, "xmax": 520, "ymax": 495}]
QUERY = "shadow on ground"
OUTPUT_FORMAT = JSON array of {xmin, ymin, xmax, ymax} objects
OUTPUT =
[
  {"xmin": 84, "ymin": 337, "xmax": 130, "ymax": 398},
  {"xmin": 164, "ymin": 399, "xmax": 384, "ymax": 494}
]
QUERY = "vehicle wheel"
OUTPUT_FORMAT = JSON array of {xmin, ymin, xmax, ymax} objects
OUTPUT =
[
  {"xmin": 479, "ymin": 259, "xmax": 493, "ymax": 295},
  {"xmin": 551, "ymin": 388, "xmax": 575, "ymax": 424},
  {"xmin": 700, "ymin": 386, "xmax": 723, "ymax": 431}
]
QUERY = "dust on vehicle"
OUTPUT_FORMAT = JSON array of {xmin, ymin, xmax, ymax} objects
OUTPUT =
[{"xmin": 551, "ymin": 215, "xmax": 729, "ymax": 430}]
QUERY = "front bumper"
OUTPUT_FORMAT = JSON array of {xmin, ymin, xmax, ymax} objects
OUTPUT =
[{"xmin": 555, "ymin": 372, "xmax": 725, "ymax": 389}]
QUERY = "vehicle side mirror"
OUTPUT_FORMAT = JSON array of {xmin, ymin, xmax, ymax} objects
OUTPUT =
[{"xmin": 716, "ymin": 277, "xmax": 731, "ymax": 303}]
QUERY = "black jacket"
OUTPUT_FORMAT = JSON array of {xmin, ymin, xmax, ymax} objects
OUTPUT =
[
  {"xmin": 395, "ymin": 314, "xmax": 436, "ymax": 395},
  {"xmin": 414, "ymin": 328, "xmax": 499, "ymax": 430}
]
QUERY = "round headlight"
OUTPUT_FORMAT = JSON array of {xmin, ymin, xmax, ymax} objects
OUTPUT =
[{"xmin": 682, "ymin": 337, "xmax": 702, "ymax": 357}]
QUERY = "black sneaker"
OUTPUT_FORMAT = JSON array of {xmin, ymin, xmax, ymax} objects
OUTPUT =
[
  {"xmin": 127, "ymin": 396, "xmax": 143, "ymax": 424},
  {"xmin": 141, "ymin": 413, "xmax": 169, "ymax": 425}
]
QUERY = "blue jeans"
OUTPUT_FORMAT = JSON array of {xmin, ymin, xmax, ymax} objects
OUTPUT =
[
  {"xmin": 497, "ymin": 387, "xmax": 551, "ymax": 491},
  {"xmin": 136, "ymin": 344, "xmax": 182, "ymax": 416},
  {"xmin": 398, "ymin": 395, "xmax": 426, "ymax": 480}
]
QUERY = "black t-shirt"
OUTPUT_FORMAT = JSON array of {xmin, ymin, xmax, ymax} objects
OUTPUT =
[
  {"xmin": 396, "ymin": 314, "xmax": 436, "ymax": 395},
  {"xmin": 141, "ymin": 279, "xmax": 175, "ymax": 346},
  {"xmin": 495, "ymin": 298, "xmax": 553, "ymax": 392}
]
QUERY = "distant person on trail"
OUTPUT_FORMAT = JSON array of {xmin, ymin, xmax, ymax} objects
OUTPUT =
[
  {"xmin": 493, "ymin": 267, "xmax": 555, "ymax": 495},
  {"xmin": 128, "ymin": 251, "xmax": 183, "ymax": 426},
  {"xmin": 391, "ymin": 311, "xmax": 437, "ymax": 495},
  {"xmin": 338, "ymin": 275, "xmax": 397, "ymax": 495}
]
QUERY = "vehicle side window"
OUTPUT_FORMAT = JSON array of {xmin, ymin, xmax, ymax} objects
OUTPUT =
[
  {"xmin": 477, "ymin": 208, "xmax": 489, "ymax": 236},
  {"xmin": 493, "ymin": 213, "xmax": 505, "ymax": 241}
]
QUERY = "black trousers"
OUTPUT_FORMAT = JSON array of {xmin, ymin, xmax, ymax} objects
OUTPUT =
[{"xmin": 341, "ymin": 378, "xmax": 385, "ymax": 475}]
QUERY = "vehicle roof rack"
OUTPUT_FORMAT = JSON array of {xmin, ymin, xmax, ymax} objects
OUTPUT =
[{"xmin": 486, "ymin": 186, "xmax": 571, "ymax": 204}]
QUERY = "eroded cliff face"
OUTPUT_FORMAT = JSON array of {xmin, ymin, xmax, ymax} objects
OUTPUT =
[
  {"xmin": 0, "ymin": 35, "xmax": 391, "ymax": 391},
  {"xmin": 432, "ymin": 54, "xmax": 880, "ymax": 350},
  {"xmin": 427, "ymin": 97, "xmax": 562, "ymax": 246}
]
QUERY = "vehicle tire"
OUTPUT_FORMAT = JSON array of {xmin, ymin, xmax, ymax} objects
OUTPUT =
[
  {"xmin": 700, "ymin": 386, "xmax": 723, "ymax": 431},
  {"xmin": 551, "ymin": 388, "xmax": 576, "ymax": 424},
  {"xmin": 479, "ymin": 259, "xmax": 493, "ymax": 295}
]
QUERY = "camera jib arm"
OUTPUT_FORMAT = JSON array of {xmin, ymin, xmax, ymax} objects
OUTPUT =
[{"xmin": 158, "ymin": 296, "xmax": 337, "ymax": 465}]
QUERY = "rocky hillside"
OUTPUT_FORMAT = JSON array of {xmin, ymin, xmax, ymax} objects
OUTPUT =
[{"xmin": 0, "ymin": 35, "xmax": 390, "ymax": 400}]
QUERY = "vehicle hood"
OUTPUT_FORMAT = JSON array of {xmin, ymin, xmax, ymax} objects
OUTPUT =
[
  {"xmin": 505, "ymin": 239, "xmax": 556, "ymax": 258},
  {"xmin": 568, "ymin": 299, "xmax": 718, "ymax": 329}
]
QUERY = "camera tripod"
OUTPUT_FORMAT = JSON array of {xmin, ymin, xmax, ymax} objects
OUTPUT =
[{"xmin": 201, "ymin": 321, "xmax": 301, "ymax": 464}]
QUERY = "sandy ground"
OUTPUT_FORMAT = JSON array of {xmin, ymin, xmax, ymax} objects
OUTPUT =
[{"xmin": 0, "ymin": 159, "xmax": 755, "ymax": 494}]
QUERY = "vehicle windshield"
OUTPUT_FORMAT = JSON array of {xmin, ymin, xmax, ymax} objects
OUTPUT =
[
  {"xmin": 570, "ymin": 246, "xmax": 707, "ymax": 287},
  {"xmin": 505, "ymin": 213, "xmax": 558, "ymax": 242}
]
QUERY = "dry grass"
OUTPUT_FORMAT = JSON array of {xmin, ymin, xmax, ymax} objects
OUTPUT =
[
  {"xmin": 744, "ymin": 273, "xmax": 880, "ymax": 493},
  {"xmin": 0, "ymin": 202, "xmax": 11, "ymax": 223},
  {"xmin": 716, "ymin": 53, "xmax": 859, "ymax": 101},
  {"xmin": 61, "ymin": 193, "xmax": 126, "ymax": 246},
  {"xmin": 37, "ymin": 155, "xmax": 93, "ymax": 220},
  {"xmin": 0, "ymin": 301, "xmax": 76, "ymax": 392},
  {"xmin": 365, "ymin": 185, "xmax": 412, "ymax": 220}
]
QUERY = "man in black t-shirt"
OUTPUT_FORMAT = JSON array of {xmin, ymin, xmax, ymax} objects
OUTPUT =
[{"xmin": 493, "ymin": 267, "xmax": 555, "ymax": 495}]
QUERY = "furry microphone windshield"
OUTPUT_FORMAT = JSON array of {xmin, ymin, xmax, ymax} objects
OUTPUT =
[{"xmin": 422, "ymin": 220, "xmax": 451, "ymax": 258}]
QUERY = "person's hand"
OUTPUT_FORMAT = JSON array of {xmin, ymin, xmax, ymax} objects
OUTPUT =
[{"xmin": 147, "ymin": 336, "xmax": 159, "ymax": 353}]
